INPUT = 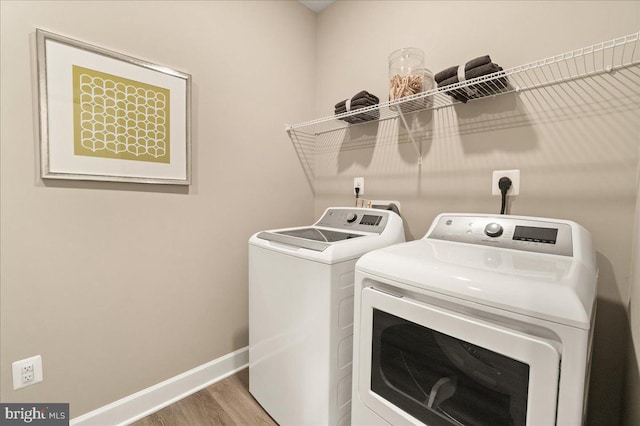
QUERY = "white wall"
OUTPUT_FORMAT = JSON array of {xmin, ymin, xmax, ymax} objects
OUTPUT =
[
  {"xmin": 0, "ymin": 0, "xmax": 315, "ymax": 417},
  {"xmin": 312, "ymin": 1, "xmax": 639, "ymax": 424}
]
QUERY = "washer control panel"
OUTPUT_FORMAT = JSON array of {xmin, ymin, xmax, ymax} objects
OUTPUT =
[
  {"xmin": 428, "ymin": 215, "xmax": 573, "ymax": 256},
  {"xmin": 315, "ymin": 208, "xmax": 390, "ymax": 234}
]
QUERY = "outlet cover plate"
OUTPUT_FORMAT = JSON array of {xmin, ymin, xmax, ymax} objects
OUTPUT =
[
  {"xmin": 492, "ymin": 169, "xmax": 520, "ymax": 196},
  {"xmin": 354, "ymin": 177, "xmax": 364, "ymax": 195},
  {"xmin": 12, "ymin": 355, "xmax": 43, "ymax": 390}
]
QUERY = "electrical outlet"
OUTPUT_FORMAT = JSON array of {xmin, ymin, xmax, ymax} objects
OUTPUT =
[
  {"xmin": 354, "ymin": 177, "xmax": 364, "ymax": 195},
  {"xmin": 22, "ymin": 363, "xmax": 34, "ymax": 383},
  {"xmin": 12, "ymin": 355, "xmax": 43, "ymax": 390},
  {"xmin": 492, "ymin": 169, "xmax": 520, "ymax": 196}
]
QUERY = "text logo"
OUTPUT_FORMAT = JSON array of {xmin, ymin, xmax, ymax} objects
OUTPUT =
[{"xmin": 1, "ymin": 404, "xmax": 69, "ymax": 425}]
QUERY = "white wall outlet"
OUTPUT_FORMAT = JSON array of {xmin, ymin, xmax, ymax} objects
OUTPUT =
[
  {"xmin": 492, "ymin": 169, "xmax": 520, "ymax": 196},
  {"xmin": 12, "ymin": 355, "xmax": 43, "ymax": 390},
  {"xmin": 354, "ymin": 177, "xmax": 364, "ymax": 195}
]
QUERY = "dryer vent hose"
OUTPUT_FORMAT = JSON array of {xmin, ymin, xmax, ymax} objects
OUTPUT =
[{"xmin": 372, "ymin": 203, "xmax": 401, "ymax": 217}]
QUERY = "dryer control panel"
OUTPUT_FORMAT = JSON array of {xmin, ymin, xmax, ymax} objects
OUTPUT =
[
  {"xmin": 427, "ymin": 215, "xmax": 573, "ymax": 256},
  {"xmin": 315, "ymin": 208, "xmax": 391, "ymax": 234}
]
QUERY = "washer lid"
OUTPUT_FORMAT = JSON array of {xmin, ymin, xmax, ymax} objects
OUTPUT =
[
  {"xmin": 257, "ymin": 228, "xmax": 364, "ymax": 251},
  {"xmin": 356, "ymin": 239, "xmax": 597, "ymax": 329},
  {"xmin": 249, "ymin": 207, "xmax": 406, "ymax": 264}
]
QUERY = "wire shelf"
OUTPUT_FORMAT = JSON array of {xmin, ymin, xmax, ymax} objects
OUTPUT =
[{"xmin": 286, "ymin": 32, "xmax": 640, "ymax": 137}]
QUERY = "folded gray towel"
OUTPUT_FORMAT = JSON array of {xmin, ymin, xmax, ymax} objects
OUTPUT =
[
  {"xmin": 335, "ymin": 97, "xmax": 379, "ymax": 113},
  {"xmin": 334, "ymin": 90, "xmax": 380, "ymax": 123},
  {"xmin": 437, "ymin": 63, "xmax": 504, "ymax": 87},
  {"xmin": 337, "ymin": 104, "xmax": 380, "ymax": 123},
  {"xmin": 439, "ymin": 68, "xmax": 508, "ymax": 103},
  {"xmin": 351, "ymin": 90, "xmax": 380, "ymax": 103},
  {"xmin": 334, "ymin": 91, "xmax": 380, "ymax": 110},
  {"xmin": 434, "ymin": 55, "xmax": 492, "ymax": 83}
]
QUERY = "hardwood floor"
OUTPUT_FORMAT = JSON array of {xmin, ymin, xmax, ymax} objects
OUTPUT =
[{"xmin": 132, "ymin": 369, "xmax": 277, "ymax": 426}]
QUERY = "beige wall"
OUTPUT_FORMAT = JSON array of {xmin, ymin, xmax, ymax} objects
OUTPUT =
[
  {"xmin": 0, "ymin": 0, "xmax": 315, "ymax": 417},
  {"xmin": 313, "ymin": 1, "xmax": 639, "ymax": 424},
  {"xmin": 623, "ymin": 165, "xmax": 640, "ymax": 424}
]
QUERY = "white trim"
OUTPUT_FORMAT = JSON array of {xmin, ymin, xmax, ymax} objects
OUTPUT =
[{"xmin": 70, "ymin": 346, "xmax": 249, "ymax": 426}]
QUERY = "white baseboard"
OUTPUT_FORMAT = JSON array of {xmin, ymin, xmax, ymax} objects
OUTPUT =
[{"xmin": 70, "ymin": 346, "xmax": 249, "ymax": 426}]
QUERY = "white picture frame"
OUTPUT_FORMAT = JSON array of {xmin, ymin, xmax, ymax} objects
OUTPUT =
[{"xmin": 36, "ymin": 29, "xmax": 192, "ymax": 185}]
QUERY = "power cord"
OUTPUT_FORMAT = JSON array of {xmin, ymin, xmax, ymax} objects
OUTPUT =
[
  {"xmin": 499, "ymin": 177, "xmax": 512, "ymax": 215},
  {"xmin": 355, "ymin": 186, "xmax": 360, "ymax": 207}
]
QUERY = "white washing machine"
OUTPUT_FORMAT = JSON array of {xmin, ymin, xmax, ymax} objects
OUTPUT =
[
  {"xmin": 351, "ymin": 213, "xmax": 598, "ymax": 426},
  {"xmin": 249, "ymin": 207, "xmax": 405, "ymax": 426}
]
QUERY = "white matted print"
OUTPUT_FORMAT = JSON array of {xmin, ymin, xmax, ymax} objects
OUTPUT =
[{"xmin": 37, "ymin": 29, "xmax": 191, "ymax": 185}]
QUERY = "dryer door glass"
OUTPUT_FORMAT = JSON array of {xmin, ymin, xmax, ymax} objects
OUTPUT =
[
  {"xmin": 372, "ymin": 309, "xmax": 528, "ymax": 425},
  {"xmin": 357, "ymin": 287, "xmax": 560, "ymax": 426}
]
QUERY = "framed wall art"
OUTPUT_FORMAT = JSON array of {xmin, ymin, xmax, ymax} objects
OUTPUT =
[{"xmin": 36, "ymin": 29, "xmax": 191, "ymax": 185}]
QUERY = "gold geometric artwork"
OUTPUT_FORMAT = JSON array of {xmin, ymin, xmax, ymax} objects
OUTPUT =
[{"xmin": 72, "ymin": 65, "xmax": 171, "ymax": 163}]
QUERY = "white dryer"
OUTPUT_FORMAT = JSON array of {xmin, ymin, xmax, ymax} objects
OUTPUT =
[
  {"xmin": 351, "ymin": 213, "xmax": 597, "ymax": 426},
  {"xmin": 249, "ymin": 207, "xmax": 405, "ymax": 426}
]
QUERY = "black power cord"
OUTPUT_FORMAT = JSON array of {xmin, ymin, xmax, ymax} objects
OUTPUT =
[
  {"xmin": 499, "ymin": 177, "xmax": 512, "ymax": 214},
  {"xmin": 355, "ymin": 186, "xmax": 360, "ymax": 206}
]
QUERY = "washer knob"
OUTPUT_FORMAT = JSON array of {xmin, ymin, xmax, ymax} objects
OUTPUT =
[
  {"xmin": 346, "ymin": 213, "xmax": 358, "ymax": 223},
  {"xmin": 484, "ymin": 222, "xmax": 503, "ymax": 237}
]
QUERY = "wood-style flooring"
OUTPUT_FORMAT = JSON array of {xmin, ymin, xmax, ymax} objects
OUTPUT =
[{"xmin": 132, "ymin": 368, "xmax": 277, "ymax": 426}]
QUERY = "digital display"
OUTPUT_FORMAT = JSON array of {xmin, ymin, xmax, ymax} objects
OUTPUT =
[
  {"xmin": 360, "ymin": 215, "xmax": 382, "ymax": 226},
  {"xmin": 513, "ymin": 226, "xmax": 558, "ymax": 244}
]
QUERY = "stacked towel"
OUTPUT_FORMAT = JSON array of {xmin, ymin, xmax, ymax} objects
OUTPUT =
[
  {"xmin": 435, "ymin": 56, "xmax": 508, "ymax": 103},
  {"xmin": 335, "ymin": 90, "xmax": 380, "ymax": 123}
]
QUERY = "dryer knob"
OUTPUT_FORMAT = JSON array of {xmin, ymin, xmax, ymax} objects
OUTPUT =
[
  {"xmin": 485, "ymin": 222, "xmax": 503, "ymax": 237},
  {"xmin": 346, "ymin": 213, "xmax": 358, "ymax": 223}
]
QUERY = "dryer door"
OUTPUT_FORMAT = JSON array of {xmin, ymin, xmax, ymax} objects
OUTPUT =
[{"xmin": 357, "ymin": 287, "xmax": 560, "ymax": 426}]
